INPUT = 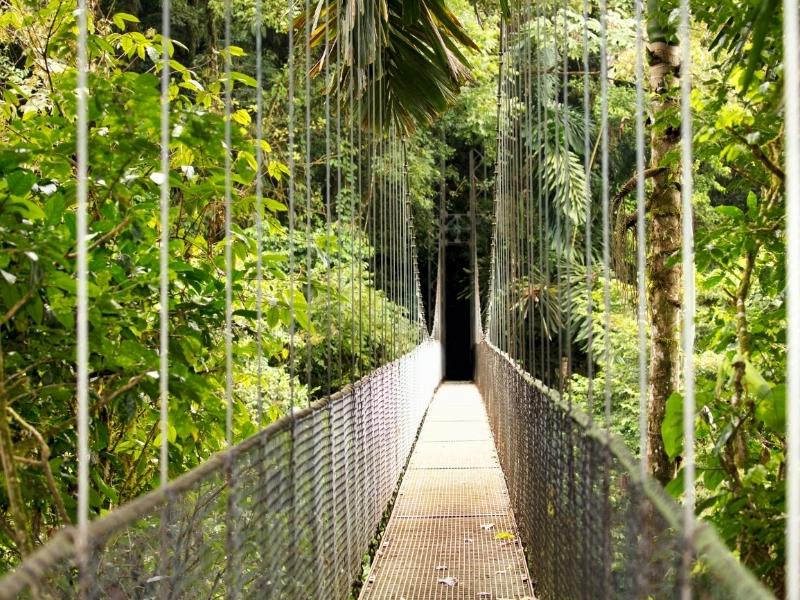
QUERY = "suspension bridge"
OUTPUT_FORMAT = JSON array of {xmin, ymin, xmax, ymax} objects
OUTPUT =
[{"xmin": 1, "ymin": 0, "xmax": 799, "ymax": 597}]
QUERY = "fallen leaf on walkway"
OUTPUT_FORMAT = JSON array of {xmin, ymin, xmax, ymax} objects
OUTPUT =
[
  {"xmin": 480, "ymin": 523, "xmax": 495, "ymax": 530},
  {"xmin": 438, "ymin": 576, "xmax": 458, "ymax": 587}
]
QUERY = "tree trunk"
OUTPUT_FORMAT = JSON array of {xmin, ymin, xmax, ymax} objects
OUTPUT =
[{"xmin": 645, "ymin": 11, "xmax": 682, "ymax": 484}]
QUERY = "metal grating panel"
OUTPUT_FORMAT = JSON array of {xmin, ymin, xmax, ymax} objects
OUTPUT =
[
  {"xmin": 363, "ymin": 516, "xmax": 533, "ymax": 600},
  {"xmin": 409, "ymin": 441, "xmax": 499, "ymax": 470},
  {"xmin": 393, "ymin": 469, "xmax": 510, "ymax": 518},
  {"xmin": 418, "ymin": 420, "xmax": 493, "ymax": 443},
  {"xmin": 360, "ymin": 383, "xmax": 534, "ymax": 600}
]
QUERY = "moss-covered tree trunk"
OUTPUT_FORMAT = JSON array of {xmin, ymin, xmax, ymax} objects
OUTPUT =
[{"xmin": 645, "ymin": 1, "xmax": 681, "ymax": 485}]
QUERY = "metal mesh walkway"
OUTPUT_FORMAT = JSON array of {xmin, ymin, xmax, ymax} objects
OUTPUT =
[{"xmin": 360, "ymin": 383, "xmax": 534, "ymax": 600}]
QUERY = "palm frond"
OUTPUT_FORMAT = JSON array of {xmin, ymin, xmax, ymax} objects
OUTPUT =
[{"xmin": 296, "ymin": 0, "xmax": 479, "ymax": 133}]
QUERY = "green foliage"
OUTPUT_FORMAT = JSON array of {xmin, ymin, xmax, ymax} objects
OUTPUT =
[
  {"xmin": 0, "ymin": 1, "xmax": 420, "ymax": 569},
  {"xmin": 582, "ymin": 0, "xmax": 790, "ymax": 589},
  {"xmin": 662, "ymin": 392, "xmax": 684, "ymax": 460}
]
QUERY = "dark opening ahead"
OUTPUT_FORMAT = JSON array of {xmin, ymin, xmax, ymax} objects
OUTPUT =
[{"xmin": 444, "ymin": 244, "xmax": 474, "ymax": 380}]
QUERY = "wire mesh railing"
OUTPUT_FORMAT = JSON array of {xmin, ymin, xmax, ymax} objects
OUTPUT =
[
  {"xmin": 476, "ymin": 340, "xmax": 774, "ymax": 600},
  {"xmin": 0, "ymin": 340, "xmax": 441, "ymax": 600}
]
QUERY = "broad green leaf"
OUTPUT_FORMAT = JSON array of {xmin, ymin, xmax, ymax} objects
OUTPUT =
[
  {"xmin": 743, "ymin": 361, "xmax": 771, "ymax": 399},
  {"xmin": 715, "ymin": 205, "xmax": 743, "ymax": 219},
  {"xmin": 112, "ymin": 12, "xmax": 140, "ymax": 30},
  {"xmin": 6, "ymin": 169, "xmax": 36, "ymax": 196},
  {"xmin": 229, "ymin": 71, "xmax": 257, "ymax": 87},
  {"xmin": 755, "ymin": 383, "xmax": 786, "ymax": 433},
  {"xmin": 661, "ymin": 392, "xmax": 683, "ymax": 460},
  {"xmin": 232, "ymin": 110, "xmax": 251, "ymax": 126},
  {"xmin": 665, "ymin": 468, "xmax": 685, "ymax": 498},
  {"xmin": 265, "ymin": 198, "xmax": 287, "ymax": 212}
]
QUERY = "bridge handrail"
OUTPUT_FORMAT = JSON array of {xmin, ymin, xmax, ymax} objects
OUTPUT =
[
  {"xmin": 478, "ymin": 339, "xmax": 775, "ymax": 599},
  {"xmin": 0, "ymin": 340, "xmax": 443, "ymax": 599}
]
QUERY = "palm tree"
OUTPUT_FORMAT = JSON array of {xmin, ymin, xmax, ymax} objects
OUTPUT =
[{"xmin": 295, "ymin": 0, "xmax": 479, "ymax": 132}]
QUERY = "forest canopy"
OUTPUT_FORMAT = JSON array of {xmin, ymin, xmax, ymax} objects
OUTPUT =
[{"xmin": 0, "ymin": 0, "xmax": 795, "ymax": 595}]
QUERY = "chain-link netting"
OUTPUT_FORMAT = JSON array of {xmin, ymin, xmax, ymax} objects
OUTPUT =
[
  {"xmin": 476, "ymin": 340, "xmax": 775, "ymax": 600},
  {"xmin": 0, "ymin": 341, "xmax": 441, "ymax": 600}
]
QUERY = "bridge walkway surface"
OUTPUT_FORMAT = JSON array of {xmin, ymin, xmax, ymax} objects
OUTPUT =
[{"xmin": 360, "ymin": 382, "xmax": 535, "ymax": 600}]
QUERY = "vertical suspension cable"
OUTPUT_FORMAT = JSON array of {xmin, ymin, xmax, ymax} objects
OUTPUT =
[
  {"xmin": 633, "ymin": 0, "xmax": 651, "ymax": 588},
  {"xmin": 553, "ymin": 0, "xmax": 564, "ymax": 391},
  {"xmin": 222, "ymin": 1, "xmax": 237, "ymax": 589},
  {"xmin": 578, "ymin": 0, "xmax": 594, "ymax": 583},
  {"xmin": 679, "ymin": 0, "xmax": 696, "ymax": 595},
  {"xmin": 494, "ymin": 20, "xmax": 509, "ymax": 350},
  {"xmin": 322, "ymin": 4, "xmax": 336, "ymax": 590},
  {"xmin": 634, "ymin": 0, "xmax": 648, "ymax": 473},
  {"xmin": 439, "ymin": 130, "xmax": 446, "ymax": 347},
  {"xmin": 493, "ymin": 20, "xmax": 504, "ymax": 349},
  {"xmin": 495, "ymin": 29, "xmax": 502, "ymax": 351},
  {"xmin": 223, "ymin": 0, "xmax": 234, "ymax": 446},
  {"xmin": 305, "ymin": 0, "xmax": 313, "ymax": 397},
  {"xmin": 336, "ymin": 0, "xmax": 343, "ymax": 385},
  {"xmin": 505, "ymin": 40, "xmax": 513, "ymax": 358},
  {"xmin": 356, "ymin": 27, "xmax": 364, "ymax": 378},
  {"xmin": 334, "ymin": 7, "xmax": 351, "ymax": 577},
  {"xmin": 599, "ymin": 0, "xmax": 611, "ymax": 427},
  {"xmin": 542, "ymin": 3, "xmax": 552, "ymax": 386},
  {"xmin": 286, "ymin": 0, "xmax": 299, "ymax": 587},
  {"xmin": 75, "ymin": 0, "xmax": 90, "ymax": 578},
  {"xmin": 524, "ymin": 0, "xmax": 535, "ymax": 375},
  {"xmin": 379, "ymin": 67, "xmax": 387, "ymax": 363},
  {"xmin": 562, "ymin": 0, "xmax": 571, "ymax": 399},
  {"xmin": 348, "ymin": 19, "xmax": 356, "ymax": 379},
  {"xmin": 500, "ymin": 21, "xmax": 509, "ymax": 355},
  {"xmin": 400, "ymin": 145, "xmax": 406, "ymax": 351},
  {"xmin": 287, "ymin": 0, "xmax": 296, "ymax": 407},
  {"xmin": 509, "ymin": 10, "xmax": 524, "ymax": 363},
  {"xmin": 786, "ymin": 0, "xmax": 800, "ymax": 592},
  {"xmin": 599, "ymin": 3, "xmax": 614, "ymax": 593},
  {"xmin": 255, "ymin": 0, "xmax": 265, "ymax": 425},
  {"xmin": 390, "ymin": 125, "xmax": 396, "ymax": 356},
  {"xmin": 324, "ymin": 0, "xmax": 332, "ymax": 399},
  {"xmin": 397, "ymin": 131, "xmax": 402, "ymax": 353},
  {"xmin": 536, "ymin": 0, "xmax": 545, "ymax": 383},
  {"xmin": 368, "ymin": 42, "xmax": 375, "ymax": 371},
  {"xmin": 516, "ymin": 15, "xmax": 526, "ymax": 366},
  {"xmin": 581, "ymin": 0, "xmax": 593, "ymax": 418},
  {"xmin": 159, "ymin": 0, "xmax": 171, "ymax": 486}
]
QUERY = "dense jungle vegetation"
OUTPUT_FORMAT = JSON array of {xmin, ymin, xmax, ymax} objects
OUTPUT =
[{"xmin": 0, "ymin": 0, "xmax": 793, "ymax": 595}]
